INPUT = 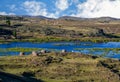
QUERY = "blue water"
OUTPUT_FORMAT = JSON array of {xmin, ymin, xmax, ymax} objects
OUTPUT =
[{"xmin": 0, "ymin": 42, "xmax": 120, "ymax": 59}]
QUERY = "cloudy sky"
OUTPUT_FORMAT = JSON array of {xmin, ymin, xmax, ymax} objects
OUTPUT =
[{"xmin": 0, "ymin": 0, "xmax": 120, "ymax": 18}]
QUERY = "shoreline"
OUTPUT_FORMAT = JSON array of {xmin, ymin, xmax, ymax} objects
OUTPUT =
[{"xmin": 0, "ymin": 37, "xmax": 120, "ymax": 44}]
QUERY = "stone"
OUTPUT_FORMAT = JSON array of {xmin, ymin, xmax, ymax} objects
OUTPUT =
[
  {"xmin": 41, "ymin": 49, "xmax": 46, "ymax": 53},
  {"xmin": 19, "ymin": 52, "xmax": 24, "ymax": 56},
  {"xmin": 61, "ymin": 49, "xmax": 67, "ymax": 53},
  {"xmin": 32, "ymin": 51, "xmax": 38, "ymax": 56}
]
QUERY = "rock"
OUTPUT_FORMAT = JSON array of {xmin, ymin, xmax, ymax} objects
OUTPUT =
[
  {"xmin": 19, "ymin": 52, "xmax": 25, "ymax": 56},
  {"xmin": 61, "ymin": 49, "xmax": 67, "ymax": 53},
  {"xmin": 32, "ymin": 51, "xmax": 38, "ymax": 56},
  {"xmin": 41, "ymin": 49, "xmax": 46, "ymax": 53}
]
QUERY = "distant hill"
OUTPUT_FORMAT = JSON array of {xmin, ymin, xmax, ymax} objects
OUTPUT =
[
  {"xmin": 0, "ymin": 15, "xmax": 54, "ymax": 20},
  {"xmin": 59, "ymin": 16, "xmax": 120, "ymax": 21},
  {"xmin": 59, "ymin": 16, "xmax": 88, "ymax": 20},
  {"xmin": 0, "ymin": 15, "xmax": 119, "ymax": 21},
  {"xmin": 21, "ymin": 15, "xmax": 54, "ymax": 20}
]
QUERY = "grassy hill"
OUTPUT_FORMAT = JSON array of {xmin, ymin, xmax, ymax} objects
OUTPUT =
[{"xmin": 0, "ymin": 52, "xmax": 120, "ymax": 82}]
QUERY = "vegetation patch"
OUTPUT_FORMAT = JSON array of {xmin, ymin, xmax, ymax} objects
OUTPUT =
[{"xmin": 75, "ymin": 48, "xmax": 120, "ymax": 56}]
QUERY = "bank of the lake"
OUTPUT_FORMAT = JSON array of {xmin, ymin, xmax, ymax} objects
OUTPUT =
[{"xmin": 1, "ymin": 36, "xmax": 120, "ymax": 44}]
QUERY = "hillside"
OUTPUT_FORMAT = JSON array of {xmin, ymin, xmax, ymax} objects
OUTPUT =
[
  {"xmin": 0, "ymin": 15, "xmax": 120, "ymax": 42},
  {"xmin": 0, "ymin": 52, "xmax": 120, "ymax": 82}
]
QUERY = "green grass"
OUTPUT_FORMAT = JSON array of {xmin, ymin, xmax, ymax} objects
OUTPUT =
[
  {"xmin": 1, "ymin": 36, "xmax": 120, "ymax": 44},
  {"xmin": 7, "ymin": 48, "xmax": 43, "ymax": 52},
  {"xmin": 75, "ymin": 48, "xmax": 120, "ymax": 52},
  {"xmin": 75, "ymin": 48, "xmax": 120, "ymax": 56},
  {"xmin": 0, "ymin": 48, "xmax": 43, "ymax": 52}
]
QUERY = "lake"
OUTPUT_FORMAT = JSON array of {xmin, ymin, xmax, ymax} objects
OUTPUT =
[{"xmin": 0, "ymin": 42, "xmax": 120, "ymax": 59}]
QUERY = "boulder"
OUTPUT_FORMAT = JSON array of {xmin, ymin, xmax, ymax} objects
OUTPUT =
[
  {"xmin": 19, "ymin": 52, "xmax": 25, "ymax": 56},
  {"xmin": 41, "ymin": 49, "xmax": 46, "ymax": 53},
  {"xmin": 61, "ymin": 49, "xmax": 67, "ymax": 53},
  {"xmin": 32, "ymin": 51, "xmax": 38, "ymax": 56}
]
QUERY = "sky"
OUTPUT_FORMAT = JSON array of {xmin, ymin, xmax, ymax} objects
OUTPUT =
[{"xmin": 0, "ymin": 0, "xmax": 120, "ymax": 18}]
